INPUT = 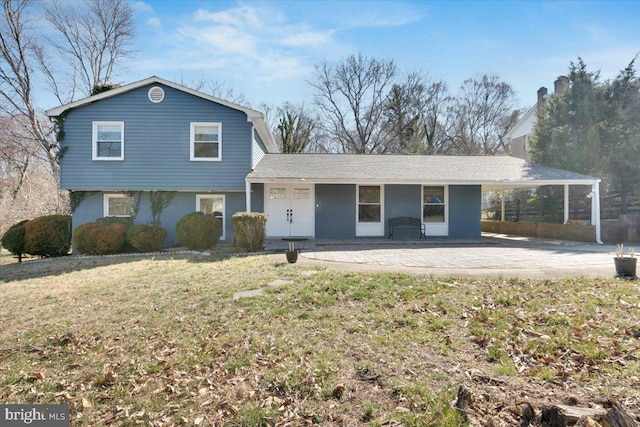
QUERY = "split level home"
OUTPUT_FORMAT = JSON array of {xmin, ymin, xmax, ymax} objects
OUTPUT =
[{"xmin": 45, "ymin": 76, "xmax": 603, "ymax": 246}]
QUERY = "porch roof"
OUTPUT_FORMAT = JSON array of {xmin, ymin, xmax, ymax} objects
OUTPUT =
[{"xmin": 247, "ymin": 154, "xmax": 600, "ymax": 190}]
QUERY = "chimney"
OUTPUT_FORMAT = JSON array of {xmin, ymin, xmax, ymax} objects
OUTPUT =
[
  {"xmin": 537, "ymin": 87, "xmax": 548, "ymax": 115},
  {"xmin": 554, "ymin": 75, "xmax": 569, "ymax": 95}
]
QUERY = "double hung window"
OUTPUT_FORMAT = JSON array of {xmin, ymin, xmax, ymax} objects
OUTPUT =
[
  {"xmin": 358, "ymin": 186, "xmax": 381, "ymax": 223},
  {"xmin": 191, "ymin": 123, "xmax": 222, "ymax": 161},
  {"xmin": 93, "ymin": 122, "xmax": 124, "ymax": 160},
  {"xmin": 422, "ymin": 186, "xmax": 445, "ymax": 223}
]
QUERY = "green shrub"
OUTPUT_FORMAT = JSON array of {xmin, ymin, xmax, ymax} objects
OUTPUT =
[
  {"xmin": 231, "ymin": 212, "xmax": 267, "ymax": 252},
  {"xmin": 72, "ymin": 222, "xmax": 127, "ymax": 255},
  {"xmin": 1, "ymin": 219, "xmax": 29, "ymax": 261},
  {"xmin": 24, "ymin": 214, "xmax": 71, "ymax": 257},
  {"xmin": 176, "ymin": 212, "xmax": 221, "ymax": 250},
  {"xmin": 126, "ymin": 224, "xmax": 167, "ymax": 253}
]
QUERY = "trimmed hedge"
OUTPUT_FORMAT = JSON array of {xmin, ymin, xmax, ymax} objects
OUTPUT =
[
  {"xmin": 126, "ymin": 224, "xmax": 167, "ymax": 253},
  {"xmin": 231, "ymin": 212, "xmax": 267, "ymax": 252},
  {"xmin": 72, "ymin": 222, "xmax": 127, "ymax": 255},
  {"xmin": 24, "ymin": 215, "xmax": 71, "ymax": 257},
  {"xmin": 1, "ymin": 219, "xmax": 29, "ymax": 261},
  {"xmin": 176, "ymin": 212, "xmax": 221, "ymax": 250}
]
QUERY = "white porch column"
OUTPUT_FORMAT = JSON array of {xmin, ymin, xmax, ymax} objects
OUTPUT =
[
  {"xmin": 501, "ymin": 190, "xmax": 506, "ymax": 222},
  {"xmin": 591, "ymin": 180, "xmax": 603, "ymax": 244},
  {"xmin": 564, "ymin": 184, "xmax": 570, "ymax": 224},
  {"xmin": 245, "ymin": 181, "xmax": 252, "ymax": 212}
]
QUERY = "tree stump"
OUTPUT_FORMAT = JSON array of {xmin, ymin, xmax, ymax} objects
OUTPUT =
[{"xmin": 541, "ymin": 404, "xmax": 637, "ymax": 427}]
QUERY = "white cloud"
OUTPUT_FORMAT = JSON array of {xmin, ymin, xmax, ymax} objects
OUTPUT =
[
  {"xmin": 167, "ymin": 3, "xmax": 335, "ymax": 83},
  {"xmin": 146, "ymin": 17, "xmax": 162, "ymax": 31},
  {"xmin": 131, "ymin": 1, "xmax": 154, "ymax": 14},
  {"xmin": 282, "ymin": 30, "xmax": 334, "ymax": 47},
  {"xmin": 194, "ymin": 5, "xmax": 267, "ymax": 29}
]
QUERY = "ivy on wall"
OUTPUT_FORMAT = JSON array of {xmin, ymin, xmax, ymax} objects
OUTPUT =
[
  {"xmin": 150, "ymin": 191, "xmax": 176, "ymax": 225},
  {"xmin": 125, "ymin": 191, "xmax": 142, "ymax": 221},
  {"xmin": 69, "ymin": 191, "xmax": 96, "ymax": 213},
  {"xmin": 53, "ymin": 113, "xmax": 68, "ymax": 163}
]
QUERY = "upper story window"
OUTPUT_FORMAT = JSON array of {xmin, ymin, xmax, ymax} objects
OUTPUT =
[
  {"xmin": 93, "ymin": 122, "xmax": 124, "ymax": 160},
  {"xmin": 190, "ymin": 122, "xmax": 222, "ymax": 161}
]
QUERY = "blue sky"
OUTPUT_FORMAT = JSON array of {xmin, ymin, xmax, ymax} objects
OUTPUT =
[{"xmin": 78, "ymin": 0, "xmax": 640, "ymax": 110}]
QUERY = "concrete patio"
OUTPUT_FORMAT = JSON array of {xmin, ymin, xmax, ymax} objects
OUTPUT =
[{"xmin": 265, "ymin": 233, "xmax": 623, "ymax": 279}]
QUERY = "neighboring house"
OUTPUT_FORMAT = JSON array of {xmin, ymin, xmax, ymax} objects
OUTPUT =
[
  {"xmin": 47, "ymin": 76, "xmax": 602, "ymax": 245},
  {"xmin": 507, "ymin": 76, "xmax": 569, "ymax": 160}
]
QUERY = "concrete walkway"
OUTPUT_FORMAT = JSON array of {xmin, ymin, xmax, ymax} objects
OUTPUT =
[{"xmin": 266, "ymin": 234, "xmax": 624, "ymax": 279}]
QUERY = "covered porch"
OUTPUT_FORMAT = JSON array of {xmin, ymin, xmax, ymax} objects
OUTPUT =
[{"xmin": 246, "ymin": 154, "xmax": 602, "ymax": 243}]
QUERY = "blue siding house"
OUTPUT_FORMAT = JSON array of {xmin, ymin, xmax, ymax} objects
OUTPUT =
[
  {"xmin": 47, "ymin": 76, "xmax": 603, "ymax": 246},
  {"xmin": 46, "ymin": 76, "xmax": 278, "ymax": 245}
]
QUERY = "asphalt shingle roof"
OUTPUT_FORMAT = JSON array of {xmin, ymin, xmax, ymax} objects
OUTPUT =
[{"xmin": 246, "ymin": 154, "xmax": 599, "ymax": 189}]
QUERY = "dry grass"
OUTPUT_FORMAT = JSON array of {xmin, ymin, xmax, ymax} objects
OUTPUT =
[{"xmin": 1, "ymin": 250, "xmax": 639, "ymax": 426}]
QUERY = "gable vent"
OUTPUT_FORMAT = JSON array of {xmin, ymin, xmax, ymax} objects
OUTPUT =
[{"xmin": 148, "ymin": 86, "xmax": 165, "ymax": 103}]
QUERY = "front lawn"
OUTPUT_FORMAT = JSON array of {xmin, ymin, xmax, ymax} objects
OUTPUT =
[{"xmin": 1, "ymin": 251, "xmax": 638, "ymax": 426}]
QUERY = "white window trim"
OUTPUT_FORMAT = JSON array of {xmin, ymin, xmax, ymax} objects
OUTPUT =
[
  {"xmin": 103, "ymin": 193, "xmax": 132, "ymax": 217},
  {"xmin": 356, "ymin": 184, "xmax": 384, "ymax": 237},
  {"xmin": 196, "ymin": 194, "xmax": 226, "ymax": 240},
  {"xmin": 190, "ymin": 122, "xmax": 222, "ymax": 161},
  {"xmin": 93, "ymin": 121, "xmax": 124, "ymax": 161},
  {"xmin": 422, "ymin": 185, "xmax": 449, "ymax": 236}
]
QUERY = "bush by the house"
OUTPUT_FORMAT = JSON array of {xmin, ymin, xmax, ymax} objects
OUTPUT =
[
  {"xmin": 95, "ymin": 216, "xmax": 135, "ymax": 251},
  {"xmin": 1, "ymin": 219, "xmax": 29, "ymax": 262},
  {"xmin": 231, "ymin": 212, "xmax": 267, "ymax": 252},
  {"xmin": 72, "ymin": 222, "xmax": 127, "ymax": 255},
  {"xmin": 23, "ymin": 214, "xmax": 72, "ymax": 257},
  {"xmin": 176, "ymin": 212, "xmax": 221, "ymax": 250},
  {"xmin": 95, "ymin": 216, "xmax": 133, "ymax": 228},
  {"xmin": 126, "ymin": 224, "xmax": 167, "ymax": 253}
]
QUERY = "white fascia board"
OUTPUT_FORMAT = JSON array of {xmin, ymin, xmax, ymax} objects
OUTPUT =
[
  {"xmin": 505, "ymin": 105, "xmax": 537, "ymax": 139},
  {"xmin": 45, "ymin": 76, "xmax": 266, "ymax": 119},
  {"xmin": 249, "ymin": 116, "xmax": 278, "ymax": 153},
  {"xmin": 247, "ymin": 177, "xmax": 602, "ymax": 188}
]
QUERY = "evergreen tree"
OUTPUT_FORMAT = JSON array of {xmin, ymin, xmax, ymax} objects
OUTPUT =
[{"xmin": 530, "ymin": 57, "xmax": 640, "ymax": 215}]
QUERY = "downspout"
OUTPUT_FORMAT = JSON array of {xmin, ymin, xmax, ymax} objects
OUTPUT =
[
  {"xmin": 591, "ymin": 180, "xmax": 603, "ymax": 244},
  {"xmin": 246, "ymin": 125, "xmax": 254, "ymax": 213},
  {"xmin": 245, "ymin": 180, "xmax": 252, "ymax": 212},
  {"xmin": 563, "ymin": 184, "xmax": 569, "ymax": 224},
  {"xmin": 501, "ymin": 190, "xmax": 505, "ymax": 222}
]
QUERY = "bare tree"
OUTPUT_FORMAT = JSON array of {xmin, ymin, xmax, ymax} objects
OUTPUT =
[
  {"xmin": 0, "ymin": 0, "xmax": 57, "ymax": 174},
  {"xmin": 1, "ymin": 0, "xmax": 135, "ymax": 226},
  {"xmin": 0, "ymin": 115, "xmax": 40, "ymax": 198},
  {"xmin": 383, "ymin": 72, "xmax": 450, "ymax": 154},
  {"xmin": 445, "ymin": 75, "xmax": 521, "ymax": 155},
  {"xmin": 311, "ymin": 53, "xmax": 397, "ymax": 154},
  {"xmin": 274, "ymin": 103, "xmax": 321, "ymax": 153},
  {"xmin": 43, "ymin": 0, "xmax": 135, "ymax": 101},
  {"xmin": 179, "ymin": 76, "xmax": 247, "ymax": 105}
]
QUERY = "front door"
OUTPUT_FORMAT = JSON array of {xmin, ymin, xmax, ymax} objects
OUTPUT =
[{"xmin": 265, "ymin": 184, "xmax": 315, "ymax": 237}]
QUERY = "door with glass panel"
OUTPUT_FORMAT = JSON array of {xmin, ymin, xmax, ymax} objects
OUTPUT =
[
  {"xmin": 265, "ymin": 184, "xmax": 315, "ymax": 237},
  {"xmin": 196, "ymin": 195, "xmax": 225, "ymax": 240}
]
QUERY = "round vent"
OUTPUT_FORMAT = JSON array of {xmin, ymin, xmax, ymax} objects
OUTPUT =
[{"xmin": 148, "ymin": 86, "xmax": 165, "ymax": 103}]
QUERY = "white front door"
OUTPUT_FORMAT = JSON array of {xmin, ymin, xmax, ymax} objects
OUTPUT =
[{"xmin": 265, "ymin": 184, "xmax": 315, "ymax": 237}]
